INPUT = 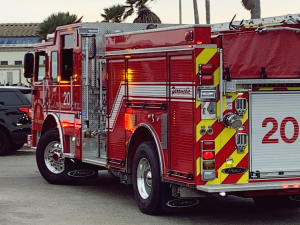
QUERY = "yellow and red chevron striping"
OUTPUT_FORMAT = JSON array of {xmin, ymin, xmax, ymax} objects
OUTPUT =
[
  {"xmin": 195, "ymin": 60, "xmax": 249, "ymax": 186},
  {"xmin": 222, "ymin": 154, "xmax": 248, "ymax": 184}
]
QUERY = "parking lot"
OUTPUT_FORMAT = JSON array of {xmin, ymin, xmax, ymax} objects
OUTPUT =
[{"xmin": 2, "ymin": 147, "xmax": 300, "ymax": 225}]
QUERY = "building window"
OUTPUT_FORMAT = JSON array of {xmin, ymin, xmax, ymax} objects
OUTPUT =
[
  {"xmin": 0, "ymin": 61, "xmax": 8, "ymax": 65},
  {"xmin": 15, "ymin": 61, "xmax": 22, "ymax": 65}
]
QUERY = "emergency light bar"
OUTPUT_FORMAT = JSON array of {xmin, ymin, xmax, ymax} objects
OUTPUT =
[{"xmin": 78, "ymin": 28, "xmax": 99, "ymax": 36}]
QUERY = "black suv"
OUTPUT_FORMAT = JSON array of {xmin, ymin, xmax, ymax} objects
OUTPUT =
[{"xmin": 0, "ymin": 86, "xmax": 31, "ymax": 155}]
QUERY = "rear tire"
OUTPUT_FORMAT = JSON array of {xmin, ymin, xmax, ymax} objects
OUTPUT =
[
  {"xmin": 133, "ymin": 141, "xmax": 163, "ymax": 215},
  {"xmin": 10, "ymin": 143, "xmax": 24, "ymax": 151},
  {"xmin": 36, "ymin": 128, "xmax": 70, "ymax": 184},
  {"xmin": 0, "ymin": 130, "xmax": 10, "ymax": 156}
]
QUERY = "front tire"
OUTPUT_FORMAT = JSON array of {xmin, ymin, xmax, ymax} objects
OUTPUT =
[
  {"xmin": 133, "ymin": 141, "xmax": 162, "ymax": 215},
  {"xmin": 36, "ymin": 128, "xmax": 68, "ymax": 184}
]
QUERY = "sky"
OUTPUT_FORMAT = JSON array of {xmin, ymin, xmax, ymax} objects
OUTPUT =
[{"xmin": 0, "ymin": 0, "xmax": 299, "ymax": 25}]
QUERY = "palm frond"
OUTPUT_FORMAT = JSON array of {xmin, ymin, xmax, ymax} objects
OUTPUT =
[{"xmin": 36, "ymin": 12, "xmax": 82, "ymax": 40}]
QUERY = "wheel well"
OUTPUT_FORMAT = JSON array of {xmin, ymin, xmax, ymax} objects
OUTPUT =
[
  {"xmin": 41, "ymin": 115, "xmax": 57, "ymax": 136},
  {"xmin": 0, "ymin": 124, "xmax": 12, "ymax": 143},
  {"xmin": 127, "ymin": 126, "xmax": 159, "ymax": 174}
]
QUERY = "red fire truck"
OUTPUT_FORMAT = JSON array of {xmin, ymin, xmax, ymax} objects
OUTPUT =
[{"xmin": 24, "ymin": 14, "xmax": 300, "ymax": 214}]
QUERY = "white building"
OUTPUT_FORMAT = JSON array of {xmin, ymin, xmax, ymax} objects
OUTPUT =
[{"xmin": 0, "ymin": 23, "xmax": 39, "ymax": 86}]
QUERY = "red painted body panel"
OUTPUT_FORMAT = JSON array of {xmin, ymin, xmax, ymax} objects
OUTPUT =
[
  {"xmin": 169, "ymin": 54, "xmax": 195, "ymax": 174},
  {"xmin": 106, "ymin": 26, "xmax": 211, "ymax": 51}
]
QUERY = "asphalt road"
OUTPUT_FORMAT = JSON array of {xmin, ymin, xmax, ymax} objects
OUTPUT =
[{"xmin": 1, "ymin": 148, "xmax": 300, "ymax": 225}]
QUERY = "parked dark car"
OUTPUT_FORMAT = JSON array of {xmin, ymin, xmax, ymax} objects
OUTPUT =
[{"xmin": 0, "ymin": 86, "xmax": 31, "ymax": 155}]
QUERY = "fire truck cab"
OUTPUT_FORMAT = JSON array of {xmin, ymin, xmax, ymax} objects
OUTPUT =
[{"xmin": 24, "ymin": 14, "xmax": 300, "ymax": 214}]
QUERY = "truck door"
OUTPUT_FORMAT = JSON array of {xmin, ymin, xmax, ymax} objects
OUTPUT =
[
  {"xmin": 168, "ymin": 53, "xmax": 194, "ymax": 175},
  {"xmin": 59, "ymin": 34, "xmax": 74, "ymax": 114}
]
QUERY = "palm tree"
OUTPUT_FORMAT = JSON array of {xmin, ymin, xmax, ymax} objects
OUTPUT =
[
  {"xmin": 101, "ymin": 0, "xmax": 161, "ymax": 24},
  {"xmin": 128, "ymin": 0, "xmax": 161, "ymax": 23},
  {"xmin": 101, "ymin": 5, "xmax": 126, "ymax": 23},
  {"xmin": 133, "ymin": 0, "xmax": 161, "ymax": 23},
  {"xmin": 241, "ymin": 0, "xmax": 261, "ymax": 19},
  {"xmin": 133, "ymin": 6, "xmax": 161, "ymax": 23},
  {"xmin": 36, "ymin": 12, "xmax": 82, "ymax": 40}
]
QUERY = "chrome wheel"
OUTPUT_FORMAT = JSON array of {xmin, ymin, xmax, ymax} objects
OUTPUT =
[
  {"xmin": 137, "ymin": 157, "xmax": 152, "ymax": 199},
  {"xmin": 44, "ymin": 141, "xmax": 64, "ymax": 174}
]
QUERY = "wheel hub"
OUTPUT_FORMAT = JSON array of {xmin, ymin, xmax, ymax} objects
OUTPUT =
[
  {"xmin": 44, "ymin": 142, "xmax": 64, "ymax": 174},
  {"xmin": 145, "ymin": 171, "xmax": 152, "ymax": 186},
  {"xmin": 137, "ymin": 158, "xmax": 152, "ymax": 200}
]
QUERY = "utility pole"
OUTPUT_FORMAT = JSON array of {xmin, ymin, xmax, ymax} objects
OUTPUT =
[
  {"xmin": 206, "ymin": 0, "xmax": 210, "ymax": 24},
  {"xmin": 179, "ymin": 0, "xmax": 182, "ymax": 24},
  {"xmin": 193, "ymin": 0, "xmax": 199, "ymax": 24}
]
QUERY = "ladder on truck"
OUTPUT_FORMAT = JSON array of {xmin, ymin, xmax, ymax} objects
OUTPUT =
[{"xmin": 211, "ymin": 13, "xmax": 300, "ymax": 32}]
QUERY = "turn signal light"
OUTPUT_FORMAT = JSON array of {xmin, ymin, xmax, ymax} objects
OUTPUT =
[{"xmin": 203, "ymin": 161, "xmax": 215, "ymax": 170}]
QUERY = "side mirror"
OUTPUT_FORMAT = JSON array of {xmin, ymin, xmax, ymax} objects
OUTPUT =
[{"xmin": 24, "ymin": 53, "xmax": 34, "ymax": 78}]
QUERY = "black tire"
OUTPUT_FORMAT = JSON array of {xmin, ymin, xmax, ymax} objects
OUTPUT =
[
  {"xmin": 36, "ymin": 128, "xmax": 69, "ymax": 184},
  {"xmin": 132, "ymin": 141, "xmax": 163, "ymax": 215},
  {"xmin": 10, "ymin": 143, "xmax": 24, "ymax": 151},
  {"xmin": 253, "ymin": 195, "xmax": 300, "ymax": 207},
  {"xmin": 0, "ymin": 130, "xmax": 10, "ymax": 156}
]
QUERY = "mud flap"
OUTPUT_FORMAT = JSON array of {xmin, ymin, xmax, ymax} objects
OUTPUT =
[
  {"xmin": 64, "ymin": 158, "xmax": 98, "ymax": 180},
  {"xmin": 161, "ymin": 183, "xmax": 199, "ymax": 213}
]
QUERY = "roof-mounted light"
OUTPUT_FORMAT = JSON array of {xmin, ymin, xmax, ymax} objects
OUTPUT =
[{"xmin": 78, "ymin": 27, "xmax": 99, "ymax": 36}]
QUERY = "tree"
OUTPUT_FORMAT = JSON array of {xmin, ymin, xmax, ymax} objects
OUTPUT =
[
  {"xmin": 101, "ymin": 4, "xmax": 126, "ymax": 23},
  {"xmin": 133, "ymin": 3, "xmax": 161, "ymax": 23},
  {"xmin": 241, "ymin": 0, "xmax": 261, "ymax": 19},
  {"xmin": 101, "ymin": 0, "xmax": 161, "ymax": 23},
  {"xmin": 36, "ymin": 12, "xmax": 82, "ymax": 40}
]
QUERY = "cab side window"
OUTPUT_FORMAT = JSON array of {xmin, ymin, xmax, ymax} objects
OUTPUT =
[
  {"xmin": 61, "ymin": 34, "xmax": 73, "ymax": 81},
  {"xmin": 35, "ymin": 51, "xmax": 45, "ymax": 81},
  {"xmin": 51, "ymin": 51, "xmax": 58, "ymax": 82}
]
